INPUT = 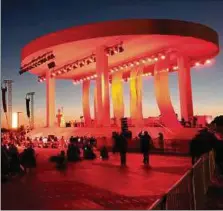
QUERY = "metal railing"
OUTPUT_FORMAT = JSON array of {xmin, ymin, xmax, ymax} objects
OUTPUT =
[{"xmin": 149, "ymin": 150, "xmax": 216, "ymax": 210}]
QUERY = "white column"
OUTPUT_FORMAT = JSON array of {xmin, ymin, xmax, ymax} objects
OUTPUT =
[
  {"xmin": 95, "ymin": 46, "xmax": 110, "ymax": 126},
  {"xmin": 46, "ymin": 71, "xmax": 55, "ymax": 127},
  {"xmin": 82, "ymin": 80, "xmax": 91, "ymax": 126},
  {"xmin": 177, "ymin": 54, "xmax": 194, "ymax": 121}
]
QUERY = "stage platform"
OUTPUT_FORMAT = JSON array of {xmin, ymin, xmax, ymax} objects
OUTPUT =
[
  {"xmin": 28, "ymin": 126, "xmax": 200, "ymax": 140},
  {"xmin": 27, "ymin": 126, "xmax": 200, "ymax": 154},
  {"xmin": 1, "ymin": 148, "xmax": 191, "ymax": 210}
]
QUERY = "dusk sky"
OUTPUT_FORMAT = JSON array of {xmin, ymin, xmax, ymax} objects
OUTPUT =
[{"xmin": 2, "ymin": 0, "xmax": 223, "ymax": 127}]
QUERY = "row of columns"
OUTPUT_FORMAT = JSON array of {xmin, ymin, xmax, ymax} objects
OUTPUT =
[{"xmin": 45, "ymin": 47, "xmax": 194, "ymax": 128}]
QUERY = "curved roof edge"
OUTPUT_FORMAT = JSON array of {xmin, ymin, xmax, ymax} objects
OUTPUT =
[{"xmin": 21, "ymin": 19, "xmax": 219, "ymax": 60}]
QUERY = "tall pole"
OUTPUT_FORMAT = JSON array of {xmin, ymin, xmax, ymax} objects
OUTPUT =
[
  {"xmin": 3, "ymin": 79, "xmax": 14, "ymax": 129},
  {"xmin": 17, "ymin": 112, "xmax": 22, "ymax": 128},
  {"xmin": 27, "ymin": 92, "xmax": 35, "ymax": 129}
]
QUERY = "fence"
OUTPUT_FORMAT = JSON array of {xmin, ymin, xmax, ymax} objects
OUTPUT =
[{"xmin": 149, "ymin": 150, "xmax": 216, "ymax": 210}]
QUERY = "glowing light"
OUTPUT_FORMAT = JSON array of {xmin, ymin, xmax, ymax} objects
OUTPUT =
[
  {"xmin": 129, "ymin": 63, "xmax": 134, "ymax": 67},
  {"xmin": 135, "ymin": 61, "xmax": 140, "ymax": 65},
  {"xmin": 12, "ymin": 112, "xmax": 18, "ymax": 129},
  {"xmin": 52, "ymin": 73, "xmax": 56, "ymax": 77},
  {"xmin": 94, "ymin": 74, "xmax": 97, "ymax": 78},
  {"xmin": 111, "ymin": 69, "xmax": 114, "ymax": 73},
  {"xmin": 173, "ymin": 66, "xmax": 178, "ymax": 70},
  {"xmin": 58, "ymin": 71, "xmax": 61, "ymax": 74},
  {"xmin": 154, "ymin": 57, "xmax": 158, "ymax": 62},
  {"xmin": 114, "ymin": 47, "xmax": 118, "ymax": 54},
  {"xmin": 119, "ymin": 66, "xmax": 124, "ymax": 70},
  {"xmin": 195, "ymin": 62, "xmax": 200, "ymax": 67},
  {"xmin": 89, "ymin": 57, "xmax": 94, "ymax": 62},
  {"xmin": 146, "ymin": 58, "xmax": 152, "ymax": 62},
  {"xmin": 205, "ymin": 59, "xmax": 211, "ymax": 64},
  {"xmin": 141, "ymin": 59, "xmax": 146, "ymax": 64},
  {"xmin": 161, "ymin": 55, "xmax": 166, "ymax": 60},
  {"xmin": 87, "ymin": 77, "xmax": 90, "ymax": 80}
]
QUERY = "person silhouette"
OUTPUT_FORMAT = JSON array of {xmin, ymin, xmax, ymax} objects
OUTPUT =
[
  {"xmin": 119, "ymin": 132, "xmax": 128, "ymax": 166},
  {"xmin": 139, "ymin": 131, "xmax": 151, "ymax": 165}
]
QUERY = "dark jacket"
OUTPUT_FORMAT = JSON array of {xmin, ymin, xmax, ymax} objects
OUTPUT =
[
  {"xmin": 118, "ymin": 134, "xmax": 128, "ymax": 153},
  {"xmin": 139, "ymin": 132, "xmax": 151, "ymax": 153}
]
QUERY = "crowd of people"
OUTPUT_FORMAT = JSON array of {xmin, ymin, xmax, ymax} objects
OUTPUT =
[
  {"xmin": 2, "ymin": 143, "xmax": 36, "ymax": 182},
  {"xmin": 181, "ymin": 116, "xmax": 198, "ymax": 127},
  {"xmin": 111, "ymin": 130, "xmax": 152, "ymax": 166},
  {"xmin": 1, "ymin": 129, "xmax": 153, "ymax": 182},
  {"xmin": 2, "ymin": 117, "xmax": 223, "ymax": 183}
]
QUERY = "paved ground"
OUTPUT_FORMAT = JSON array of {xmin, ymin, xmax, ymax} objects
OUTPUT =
[{"xmin": 1, "ymin": 148, "xmax": 191, "ymax": 210}]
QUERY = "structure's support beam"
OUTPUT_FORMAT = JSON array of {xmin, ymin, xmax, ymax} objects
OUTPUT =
[
  {"xmin": 154, "ymin": 59, "xmax": 182, "ymax": 128},
  {"xmin": 82, "ymin": 80, "xmax": 91, "ymax": 126},
  {"xmin": 46, "ymin": 70, "xmax": 55, "ymax": 127},
  {"xmin": 130, "ymin": 66, "xmax": 143, "ymax": 126},
  {"xmin": 177, "ymin": 54, "xmax": 194, "ymax": 121},
  {"xmin": 111, "ymin": 71, "xmax": 124, "ymax": 126},
  {"xmin": 95, "ymin": 46, "xmax": 110, "ymax": 127},
  {"xmin": 94, "ymin": 85, "xmax": 98, "ymax": 127}
]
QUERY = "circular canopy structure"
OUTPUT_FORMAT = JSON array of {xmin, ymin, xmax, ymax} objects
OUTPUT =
[
  {"xmin": 21, "ymin": 19, "xmax": 220, "ymax": 130},
  {"xmin": 21, "ymin": 19, "xmax": 219, "ymax": 81}
]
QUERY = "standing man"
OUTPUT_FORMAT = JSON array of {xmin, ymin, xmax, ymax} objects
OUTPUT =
[
  {"xmin": 119, "ymin": 132, "xmax": 128, "ymax": 166},
  {"xmin": 139, "ymin": 131, "xmax": 151, "ymax": 165}
]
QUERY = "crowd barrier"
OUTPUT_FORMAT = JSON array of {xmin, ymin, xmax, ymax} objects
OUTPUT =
[{"xmin": 149, "ymin": 150, "xmax": 216, "ymax": 210}]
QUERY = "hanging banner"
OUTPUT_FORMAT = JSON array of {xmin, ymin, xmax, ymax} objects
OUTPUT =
[
  {"xmin": 1, "ymin": 87, "xmax": 7, "ymax": 113},
  {"xmin": 20, "ymin": 51, "xmax": 55, "ymax": 75}
]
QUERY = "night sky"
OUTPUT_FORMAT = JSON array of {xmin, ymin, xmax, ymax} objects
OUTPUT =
[{"xmin": 2, "ymin": 0, "xmax": 223, "ymax": 127}]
